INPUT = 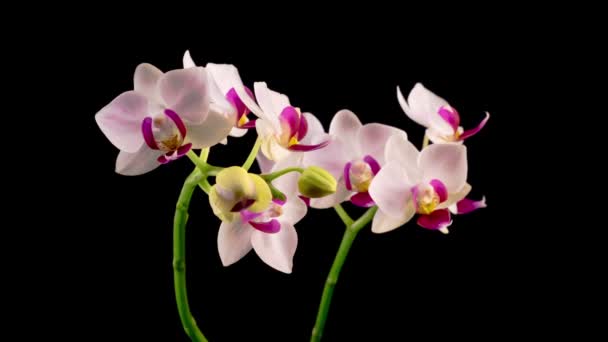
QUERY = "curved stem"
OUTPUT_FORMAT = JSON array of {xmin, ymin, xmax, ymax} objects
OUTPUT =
[
  {"xmin": 311, "ymin": 206, "xmax": 378, "ymax": 342},
  {"xmin": 261, "ymin": 167, "xmax": 305, "ymax": 182},
  {"xmin": 187, "ymin": 150, "xmax": 209, "ymax": 173},
  {"xmin": 333, "ymin": 204, "xmax": 354, "ymax": 226},
  {"xmin": 242, "ymin": 137, "xmax": 262, "ymax": 171},
  {"xmin": 174, "ymin": 170, "xmax": 208, "ymax": 342}
]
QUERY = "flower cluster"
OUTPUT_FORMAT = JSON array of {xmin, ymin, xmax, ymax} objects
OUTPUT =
[{"xmin": 96, "ymin": 50, "xmax": 488, "ymax": 274}]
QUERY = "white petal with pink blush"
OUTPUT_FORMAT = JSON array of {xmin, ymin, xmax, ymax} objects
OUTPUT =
[
  {"xmin": 303, "ymin": 109, "xmax": 406, "ymax": 209},
  {"xmin": 369, "ymin": 134, "xmax": 485, "ymax": 233},
  {"xmin": 96, "ymin": 62, "xmax": 234, "ymax": 175},
  {"xmin": 183, "ymin": 51, "xmax": 258, "ymax": 139},
  {"xmin": 397, "ymin": 83, "xmax": 490, "ymax": 143},
  {"xmin": 215, "ymin": 162, "xmax": 307, "ymax": 273},
  {"xmin": 246, "ymin": 82, "xmax": 329, "ymax": 162}
]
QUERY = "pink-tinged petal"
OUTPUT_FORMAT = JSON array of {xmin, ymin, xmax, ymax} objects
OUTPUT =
[
  {"xmin": 256, "ymin": 152, "xmax": 275, "ymax": 174},
  {"xmin": 96, "ymin": 91, "xmax": 149, "ymax": 153},
  {"xmin": 164, "ymin": 109, "xmax": 187, "ymax": 138},
  {"xmin": 134, "ymin": 63, "xmax": 163, "ymax": 102},
  {"xmin": 363, "ymin": 155, "xmax": 381, "ymax": 175},
  {"xmin": 350, "ymin": 192, "xmax": 375, "ymax": 207},
  {"xmin": 329, "ymin": 109, "xmax": 362, "ymax": 143},
  {"xmin": 249, "ymin": 219, "xmax": 281, "ymax": 234},
  {"xmin": 159, "ymin": 67, "xmax": 210, "ymax": 124},
  {"xmin": 205, "ymin": 72, "xmax": 234, "ymax": 115},
  {"xmin": 177, "ymin": 143, "xmax": 192, "ymax": 157},
  {"xmin": 115, "ymin": 146, "xmax": 164, "ymax": 176},
  {"xmin": 302, "ymin": 138, "xmax": 349, "ymax": 179},
  {"xmin": 182, "ymin": 50, "xmax": 195, "ymax": 68},
  {"xmin": 368, "ymin": 162, "xmax": 414, "ymax": 219},
  {"xmin": 297, "ymin": 112, "xmax": 308, "ymax": 140},
  {"xmin": 450, "ymin": 196, "xmax": 487, "ymax": 215},
  {"xmin": 281, "ymin": 196, "xmax": 308, "ymax": 224},
  {"xmin": 344, "ymin": 162, "xmax": 353, "ymax": 191},
  {"xmin": 270, "ymin": 153, "xmax": 303, "ymax": 195},
  {"xmin": 279, "ymin": 106, "xmax": 301, "ymax": 138},
  {"xmin": 384, "ymin": 134, "xmax": 421, "ymax": 182},
  {"xmin": 253, "ymin": 82, "xmax": 289, "ymax": 129},
  {"xmin": 429, "ymin": 179, "xmax": 448, "ymax": 203},
  {"xmin": 229, "ymin": 126, "xmax": 248, "ymax": 138},
  {"xmin": 417, "ymin": 209, "xmax": 452, "ymax": 231},
  {"xmin": 217, "ymin": 220, "xmax": 253, "ymax": 267},
  {"xmin": 438, "ymin": 106, "xmax": 461, "ymax": 132},
  {"xmin": 300, "ymin": 113, "xmax": 326, "ymax": 145},
  {"xmin": 141, "ymin": 117, "xmax": 158, "ymax": 150},
  {"xmin": 310, "ymin": 182, "xmax": 351, "ymax": 209},
  {"xmin": 299, "ymin": 195, "xmax": 311, "ymax": 206},
  {"xmin": 438, "ymin": 183, "xmax": 471, "ymax": 209},
  {"xmin": 357, "ymin": 123, "xmax": 406, "ymax": 165},
  {"xmin": 371, "ymin": 207, "xmax": 414, "ymax": 234},
  {"xmin": 419, "ymin": 144, "xmax": 467, "ymax": 193},
  {"xmin": 288, "ymin": 141, "xmax": 330, "ymax": 151},
  {"xmin": 403, "ymin": 83, "xmax": 452, "ymax": 135},
  {"xmin": 226, "ymin": 86, "xmax": 255, "ymax": 119},
  {"xmin": 206, "ymin": 63, "xmax": 245, "ymax": 98},
  {"xmin": 251, "ymin": 223, "xmax": 298, "ymax": 274},
  {"xmin": 460, "ymin": 112, "xmax": 490, "ymax": 140},
  {"xmin": 397, "ymin": 85, "xmax": 427, "ymax": 127},
  {"xmin": 241, "ymin": 210, "xmax": 263, "ymax": 222},
  {"xmin": 185, "ymin": 110, "xmax": 233, "ymax": 149}
]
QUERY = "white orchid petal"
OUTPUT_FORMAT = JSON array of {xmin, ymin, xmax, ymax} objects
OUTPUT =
[
  {"xmin": 251, "ymin": 223, "xmax": 298, "ymax": 274},
  {"xmin": 385, "ymin": 134, "xmax": 422, "ymax": 184},
  {"xmin": 419, "ymin": 144, "xmax": 467, "ymax": 193},
  {"xmin": 134, "ymin": 63, "xmax": 163, "ymax": 103},
  {"xmin": 217, "ymin": 220, "xmax": 253, "ymax": 267},
  {"xmin": 368, "ymin": 162, "xmax": 413, "ymax": 219},
  {"xmin": 357, "ymin": 123, "xmax": 406, "ymax": 165},
  {"xmin": 186, "ymin": 110, "xmax": 233, "ymax": 148},
  {"xmin": 115, "ymin": 145, "xmax": 164, "ymax": 176},
  {"xmin": 371, "ymin": 207, "xmax": 414, "ymax": 233},
  {"xmin": 329, "ymin": 109, "xmax": 362, "ymax": 142},
  {"xmin": 159, "ymin": 67, "xmax": 210, "ymax": 124},
  {"xmin": 95, "ymin": 91, "xmax": 148, "ymax": 153}
]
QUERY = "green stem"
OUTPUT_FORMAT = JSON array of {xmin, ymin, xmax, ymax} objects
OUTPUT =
[
  {"xmin": 333, "ymin": 204, "xmax": 354, "ymax": 226},
  {"xmin": 311, "ymin": 206, "xmax": 378, "ymax": 342},
  {"xmin": 261, "ymin": 167, "xmax": 305, "ymax": 182},
  {"xmin": 174, "ymin": 170, "xmax": 208, "ymax": 342},
  {"xmin": 199, "ymin": 148, "xmax": 210, "ymax": 163},
  {"xmin": 242, "ymin": 137, "xmax": 262, "ymax": 171},
  {"xmin": 422, "ymin": 133, "xmax": 430, "ymax": 149},
  {"xmin": 187, "ymin": 150, "xmax": 209, "ymax": 173}
]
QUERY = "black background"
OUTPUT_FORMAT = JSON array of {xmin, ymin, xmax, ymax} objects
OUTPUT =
[{"xmin": 44, "ymin": 12, "xmax": 576, "ymax": 341}]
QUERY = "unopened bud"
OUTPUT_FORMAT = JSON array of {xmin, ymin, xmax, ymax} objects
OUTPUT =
[{"xmin": 298, "ymin": 166, "xmax": 337, "ymax": 198}]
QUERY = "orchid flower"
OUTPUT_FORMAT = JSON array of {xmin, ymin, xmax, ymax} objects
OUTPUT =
[
  {"xmin": 95, "ymin": 63, "xmax": 233, "ymax": 175},
  {"xmin": 302, "ymin": 110, "xmax": 406, "ymax": 209},
  {"xmin": 183, "ymin": 51, "xmax": 256, "ymax": 143},
  {"xmin": 369, "ymin": 134, "xmax": 485, "ymax": 234},
  {"xmin": 235, "ymin": 82, "xmax": 330, "ymax": 162},
  {"xmin": 214, "ymin": 164, "xmax": 307, "ymax": 273},
  {"xmin": 397, "ymin": 83, "xmax": 490, "ymax": 144}
]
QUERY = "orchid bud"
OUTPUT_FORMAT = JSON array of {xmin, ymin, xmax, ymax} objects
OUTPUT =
[{"xmin": 298, "ymin": 166, "xmax": 337, "ymax": 198}]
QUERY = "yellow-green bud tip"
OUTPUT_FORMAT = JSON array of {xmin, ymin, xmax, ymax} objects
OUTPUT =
[{"xmin": 298, "ymin": 166, "xmax": 337, "ymax": 198}]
